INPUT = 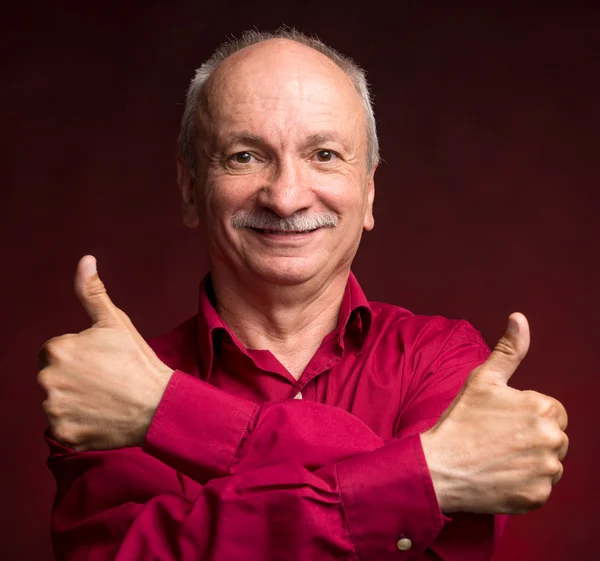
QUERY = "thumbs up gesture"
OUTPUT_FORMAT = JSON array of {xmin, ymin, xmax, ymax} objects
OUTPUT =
[
  {"xmin": 37, "ymin": 256, "xmax": 174, "ymax": 451},
  {"xmin": 421, "ymin": 314, "xmax": 569, "ymax": 514}
]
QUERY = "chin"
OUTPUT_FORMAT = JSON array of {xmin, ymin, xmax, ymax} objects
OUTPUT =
[{"xmin": 247, "ymin": 257, "xmax": 324, "ymax": 286}]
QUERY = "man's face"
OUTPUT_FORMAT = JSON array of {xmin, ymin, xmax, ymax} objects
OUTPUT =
[{"xmin": 179, "ymin": 39, "xmax": 375, "ymax": 286}]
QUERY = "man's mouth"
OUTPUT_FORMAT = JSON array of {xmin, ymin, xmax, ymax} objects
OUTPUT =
[{"xmin": 249, "ymin": 227, "xmax": 320, "ymax": 235}]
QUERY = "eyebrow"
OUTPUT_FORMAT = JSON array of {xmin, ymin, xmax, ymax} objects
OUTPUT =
[
  {"xmin": 218, "ymin": 133, "xmax": 266, "ymax": 149},
  {"xmin": 304, "ymin": 133, "xmax": 349, "ymax": 150},
  {"xmin": 217, "ymin": 131, "xmax": 351, "ymax": 152}
]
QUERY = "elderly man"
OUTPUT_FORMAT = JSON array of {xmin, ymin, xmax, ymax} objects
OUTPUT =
[{"xmin": 39, "ymin": 29, "xmax": 568, "ymax": 560}]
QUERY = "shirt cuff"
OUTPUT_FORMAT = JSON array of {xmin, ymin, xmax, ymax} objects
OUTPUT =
[
  {"xmin": 143, "ymin": 370, "xmax": 258, "ymax": 480},
  {"xmin": 335, "ymin": 433, "xmax": 444, "ymax": 559}
]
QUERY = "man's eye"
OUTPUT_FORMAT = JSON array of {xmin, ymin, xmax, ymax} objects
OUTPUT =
[
  {"xmin": 315, "ymin": 150, "xmax": 336, "ymax": 162},
  {"xmin": 230, "ymin": 152, "xmax": 254, "ymax": 164}
]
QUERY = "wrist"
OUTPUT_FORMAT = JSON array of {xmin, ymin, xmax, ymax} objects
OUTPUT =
[
  {"xmin": 420, "ymin": 429, "xmax": 462, "ymax": 513},
  {"xmin": 135, "ymin": 365, "xmax": 174, "ymax": 445}
]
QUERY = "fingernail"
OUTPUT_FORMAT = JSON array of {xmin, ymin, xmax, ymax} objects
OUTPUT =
[
  {"xmin": 507, "ymin": 318, "xmax": 519, "ymax": 333},
  {"xmin": 87, "ymin": 259, "xmax": 97, "ymax": 276}
]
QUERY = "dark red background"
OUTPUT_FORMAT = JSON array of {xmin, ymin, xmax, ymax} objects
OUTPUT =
[{"xmin": 2, "ymin": 2, "xmax": 598, "ymax": 560}]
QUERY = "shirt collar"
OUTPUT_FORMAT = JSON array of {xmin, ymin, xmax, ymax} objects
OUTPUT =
[
  {"xmin": 335, "ymin": 271, "xmax": 372, "ymax": 351},
  {"xmin": 196, "ymin": 271, "xmax": 373, "ymax": 380},
  {"xmin": 196, "ymin": 275, "xmax": 231, "ymax": 381}
]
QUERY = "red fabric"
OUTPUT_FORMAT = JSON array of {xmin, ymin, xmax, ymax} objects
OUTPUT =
[{"xmin": 46, "ymin": 273, "xmax": 506, "ymax": 560}]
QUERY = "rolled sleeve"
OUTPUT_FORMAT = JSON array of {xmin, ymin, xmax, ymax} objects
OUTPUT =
[
  {"xmin": 335, "ymin": 433, "xmax": 444, "ymax": 559},
  {"xmin": 143, "ymin": 370, "xmax": 259, "ymax": 479}
]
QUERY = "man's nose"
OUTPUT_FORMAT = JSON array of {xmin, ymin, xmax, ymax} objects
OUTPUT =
[{"xmin": 257, "ymin": 156, "xmax": 315, "ymax": 217}]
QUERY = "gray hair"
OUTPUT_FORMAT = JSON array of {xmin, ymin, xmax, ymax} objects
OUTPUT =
[{"xmin": 178, "ymin": 27, "xmax": 380, "ymax": 179}]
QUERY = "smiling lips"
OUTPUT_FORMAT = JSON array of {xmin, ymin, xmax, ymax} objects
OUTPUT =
[{"xmin": 250, "ymin": 227, "xmax": 320, "ymax": 235}]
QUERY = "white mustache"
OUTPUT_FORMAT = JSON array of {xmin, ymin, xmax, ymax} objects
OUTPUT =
[{"xmin": 231, "ymin": 209, "xmax": 338, "ymax": 231}]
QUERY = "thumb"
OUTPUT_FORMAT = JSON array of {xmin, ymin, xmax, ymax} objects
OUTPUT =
[
  {"xmin": 74, "ymin": 255, "xmax": 120, "ymax": 326},
  {"xmin": 475, "ymin": 312, "xmax": 530, "ymax": 385}
]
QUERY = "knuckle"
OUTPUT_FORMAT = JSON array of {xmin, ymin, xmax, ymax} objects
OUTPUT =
[
  {"xmin": 525, "ymin": 392, "xmax": 564, "ymax": 429},
  {"xmin": 41, "ymin": 399, "xmax": 52, "ymax": 417},
  {"xmin": 531, "ymin": 418, "xmax": 563, "ymax": 450},
  {"xmin": 553, "ymin": 463, "xmax": 565, "ymax": 485},
  {"xmin": 552, "ymin": 399, "xmax": 568, "ymax": 430},
  {"xmin": 53, "ymin": 422, "xmax": 80, "ymax": 447},
  {"xmin": 41, "ymin": 398, "xmax": 63, "ymax": 420},
  {"xmin": 529, "ymin": 496, "xmax": 547, "ymax": 510},
  {"xmin": 525, "ymin": 393, "xmax": 561, "ymax": 419},
  {"xmin": 541, "ymin": 456, "xmax": 562, "ymax": 477},
  {"xmin": 36, "ymin": 369, "xmax": 50, "ymax": 390},
  {"xmin": 561, "ymin": 401, "xmax": 568, "ymax": 419},
  {"xmin": 551, "ymin": 429, "xmax": 566, "ymax": 449},
  {"xmin": 541, "ymin": 424, "xmax": 565, "ymax": 449},
  {"xmin": 539, "ymin": 397, "xmax": 559, "ymax": 418},
  {"xmin": 560, "ymin": 434, "xmax": 570, "ymax": 458},
  {"xmin": 522, "ymin": 390, "xmax": 543, "ymax": 409},
  {"xmin": 41, "ymin": 336, "xmax": 60, "ymax": 356},
  {"xmin": 51, "ymin": 423, "xmax": 69, "ymax": 443},
  {"xmin": 40, "ymin": 335, "xmax": 73, "ymax": 363},
  {"xmin": 522, "ymin": 484, "xmax": 551, "ymax": 510}
]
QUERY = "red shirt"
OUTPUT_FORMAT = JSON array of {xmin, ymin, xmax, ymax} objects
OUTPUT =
[{"xmin": 46, "ymin": 273, "xmax": 506, "ymax": 560}]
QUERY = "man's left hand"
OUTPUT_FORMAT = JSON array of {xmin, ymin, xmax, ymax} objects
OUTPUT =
[{"xmin": 37, "ymin": 255, "xmax": 174, "ymax": 451}]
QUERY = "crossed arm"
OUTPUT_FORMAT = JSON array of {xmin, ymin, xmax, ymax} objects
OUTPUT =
[{"xmin": 47, "ymin": 359, "xmax": 501, "ymax": 561}]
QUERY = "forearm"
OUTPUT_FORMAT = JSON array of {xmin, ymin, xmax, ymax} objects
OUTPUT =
[
  {"xmin": 50, "ymin": 454, "xmax": 353, "ymax": 561},
  {"xmin": 142, "ymin": 370, "xmax": 502, "ymax": 559},
  {"xmin": 48, "ymin": 402, "xmax": 447, "ymax": 560}
]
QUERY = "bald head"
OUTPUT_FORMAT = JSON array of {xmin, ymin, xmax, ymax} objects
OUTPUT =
[
  {"xmin": 207, "ymin": 38, "xmax": 360, "ymax": 115},
  {"xmin": 178, "ymin": 29, "xmax": 380, "ymax": 178},
  {"xmin": 198, "ymin": 39, "xmax": 367, "ymax": 170}
]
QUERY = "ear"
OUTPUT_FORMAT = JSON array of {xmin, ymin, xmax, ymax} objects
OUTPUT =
[
  {"xmin": 363, "ymin": 168, "xmax": 376, "ymax": 232},
  {"xmin": 176, "ymin": 154, "xmax": 200, "ymax": 228}
]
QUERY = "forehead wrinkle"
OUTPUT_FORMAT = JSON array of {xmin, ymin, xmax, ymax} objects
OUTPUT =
[
  {"xmin": 213, "ymin": 99, "xmax": 363, "ymax": 156},
  {"xmin": 215, "ymin": 96, "xmax": 345, "ymax": 145},
  {"xmin": 209, "ymin": 40, "xmax": 360, "ymax": 114}
]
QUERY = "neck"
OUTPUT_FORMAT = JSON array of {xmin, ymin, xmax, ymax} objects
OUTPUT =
[{"xmin": 210, "ymin": 267, "xmax": 350, "ymax": 379}]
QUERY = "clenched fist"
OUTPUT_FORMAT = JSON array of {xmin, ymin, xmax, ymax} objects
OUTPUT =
[
  {"xmin": 421, "ymin": 313, "xmax": 568, "ymax": 515},
  {"xmin": 37, "ymin": 255, "xmax": 174, "ymax": 451}
]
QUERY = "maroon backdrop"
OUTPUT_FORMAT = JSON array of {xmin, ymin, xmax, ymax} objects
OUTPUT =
[{"xmin": 2, "ymin": 2, "xmax": 598, "ymax": 560}]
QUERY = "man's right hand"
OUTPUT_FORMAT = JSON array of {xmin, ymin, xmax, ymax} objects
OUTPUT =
[{"xmin": 420, "ymin": 313, "xmax": 568, "ymax": 514}]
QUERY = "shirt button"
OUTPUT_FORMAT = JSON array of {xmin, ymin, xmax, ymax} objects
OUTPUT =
[
  {"xmin": 396, "ymin": 538, "xmax": 412, "ymax": 551},
  {"xmin": 294, "ymin": 392, "xmax": 302, "ymax": 399}
]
